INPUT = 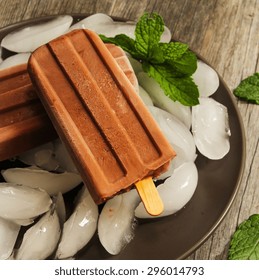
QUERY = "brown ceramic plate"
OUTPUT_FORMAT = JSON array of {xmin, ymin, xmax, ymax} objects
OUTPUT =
[{"xmin": 0, "ymin": 14, "xmax": 246, "ymax": 259}]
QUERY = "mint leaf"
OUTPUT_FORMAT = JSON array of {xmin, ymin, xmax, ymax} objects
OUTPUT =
[
  {"xmin": 99, "ymin": 12, "xmax": 199, "ymax": 106},
  {"xmin": 233, "ymin": 73, "xmax": 259, "ymax": 104},
  {"xmin": 148, "ymin": 44, "xmax": 165, "ymax": 64},
  {"xmin": 159, "ymin": 43, "xmax": 197, "ymax": 75},
  {"xmin": 134, "ymin": 12, "xmax": 164, "ymax": 58},
  {"xmin": 159, "ymin": 42, "xmax": 189, "ymax": 61},
  {"xmin": 228, "ymin": 214, "xmax": 259, "ymax": 260},
  {"xmin": 144, "ymin": 62, "xmax": 199, "ymax": 106},
  {"xmin": 99, "ymin": 34, "xmax": 142, "ymax": 59},
  {"xmin": 170, "ymin": 50, "xmax": 197, "ymax": 76}
]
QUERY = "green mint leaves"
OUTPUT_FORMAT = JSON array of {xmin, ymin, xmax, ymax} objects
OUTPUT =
[
  {"xmin": 134, "ymin": 13, "xmax": 164, "ymax": 59},
  {"xmin": 228, "ymin": 214, "xmax": 259, "ymax": 260},
  {"xmin": 234, "ymin": 73, "xmax": 259, "ymax": 104},
  {"xmin": 100, "ymin": 13, "xmax": 199, "ymax": 106}
]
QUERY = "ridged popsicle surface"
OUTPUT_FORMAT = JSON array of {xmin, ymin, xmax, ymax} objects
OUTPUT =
[
  {"xmin": 0, "ymin": 44, "xmax": 137, "ymax": 161},
  {"xmin": 0, "ymin": 64, "xmax": 57, "ymax": 160},
  {"xmin": 28, "ymin": 29, "xmax": 175, "ymax": 203}
]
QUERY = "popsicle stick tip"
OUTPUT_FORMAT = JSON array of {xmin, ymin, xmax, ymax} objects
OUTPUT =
[{"xmin": 135, "ymin": 177, "xmax": 164, "ymax": 216}]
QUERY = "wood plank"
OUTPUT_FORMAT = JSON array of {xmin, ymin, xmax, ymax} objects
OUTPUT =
[{"xmin": 0, "ymin": 0, "xmax": 258, "ymax": 260}]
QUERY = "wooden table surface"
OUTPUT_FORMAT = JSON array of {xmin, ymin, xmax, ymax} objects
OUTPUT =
[{"xmin": 0, "ymin": 0, "xmax": 258, "ymax": 260}]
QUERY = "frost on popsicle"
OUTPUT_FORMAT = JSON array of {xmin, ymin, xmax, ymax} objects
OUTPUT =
[{"xmin": 1, "ymin": 15, "xmax": 73, "ymax": 52}]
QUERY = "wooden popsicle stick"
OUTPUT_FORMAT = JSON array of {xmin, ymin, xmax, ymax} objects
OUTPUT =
[{"xmin": 135, "ymin": 176, "xmax": 164, "ymax": 216}]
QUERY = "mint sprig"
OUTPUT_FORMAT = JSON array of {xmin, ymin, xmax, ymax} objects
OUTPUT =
[
  {"xmin": 234, "ymin": 73, "xmax": 259, "ymax": 104},
  {"xmin": 100, "ymin": 13, "xmax": 199, "ymax": 106},
  {"xmin": 134, "ymin": 13, "xmax": 164, "ymax": 59},
  {"xmin": 228, "ymin": 214, "xmax": 259, "ymax": 260}
]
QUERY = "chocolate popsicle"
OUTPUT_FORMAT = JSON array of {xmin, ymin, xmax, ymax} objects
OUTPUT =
[
  {"xmin": 0, "ymin": 44, "xmax": 138, "ymax": 161},
  {"xmin": 0, "ymin": 63, "xmax": 57, "ymax": 160},
  {"xmin": 28, "ymin": 29, "xmax": 176, "ymax": 215}
]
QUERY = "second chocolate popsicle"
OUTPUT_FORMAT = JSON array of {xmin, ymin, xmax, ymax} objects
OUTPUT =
[
  {"xmin": 0, "ymin": 63, "xmax": 57, "ymax": 160},
  {"xmin": 0, "ymin": 44, "xmax": 138, "ymax": 161},
  {"xmin": 28, "ymin": 29, "xmax": 176, "ymax": 214}
]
